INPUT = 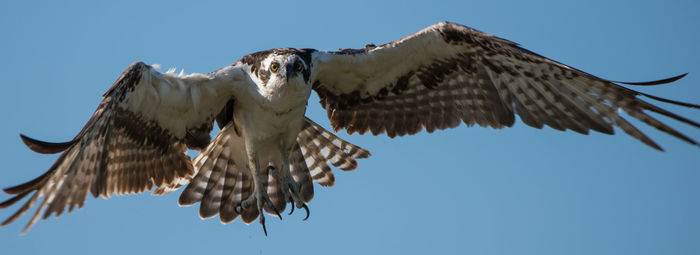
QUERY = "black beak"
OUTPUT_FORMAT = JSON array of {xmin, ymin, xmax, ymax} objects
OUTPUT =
[{"xmin": 285, "ymin": 64, "xmax": 298, "ymax": 82}]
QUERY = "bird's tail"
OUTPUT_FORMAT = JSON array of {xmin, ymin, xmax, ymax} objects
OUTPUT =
[{"xmin": 178, "ymin": 117, "xmax": 370, "ymax": 226}]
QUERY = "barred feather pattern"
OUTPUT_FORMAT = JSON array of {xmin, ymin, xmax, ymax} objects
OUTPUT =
[
  {"xmin": 297, "ymin": 118, "xmax": 371, "ymax": 186},
  {"xmin": 178, "ymin": 123, "xmax": 255, "ymax": 223},
  {"xmin": 316, "ymin": 22, "xmax": 699, "ymax": 150},
  {"xmin": 314, "ymin": 23, "xmax": 700, "ymax": 150},
  {"xmin": 326, "ymin": 53, "xmax": 698, "ymax": 150},
  {"xmin": 483, "ymin": 53, "xmax": 698, "ymax": 150},
  {"xmin": 0, "ymin": 103, "xmax": 194, "ymax": 233},
  {"xmin": 288, "ymin": 143, "xmax": 314, "ymax": 203},
  {"xmin": 0, "ymin": 61, "xmax": 238, "ymax": 233},
  {"xmin": 327, "ymin": 56, "xmax": 517, "ymax": 137},
  {"xmin": 179, "ymin": 118, "xmax": 370, "ymax": 224}
]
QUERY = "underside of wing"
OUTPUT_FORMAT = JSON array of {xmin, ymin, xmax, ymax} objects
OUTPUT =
[
  {"xmin": 311, "ymin": 22, "xmax": 699, "ymax": 150},
  {"xmin": 0, "ymin": 61, "xmax": 245, "ymax": 233}
]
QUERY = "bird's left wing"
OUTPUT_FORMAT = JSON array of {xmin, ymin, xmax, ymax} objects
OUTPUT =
[
  {"xmin": 0, "ymin": 62, "xmax": 247, "ymax": 233},
  {"xmin": 310, "ymin": 22, "xmax": 699, "ymax": 150}
]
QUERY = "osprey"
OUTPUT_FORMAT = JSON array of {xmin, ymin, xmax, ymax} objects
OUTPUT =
[{"xmin": 1, "ymin": 22, "xmax": 698, "ymax": 235}]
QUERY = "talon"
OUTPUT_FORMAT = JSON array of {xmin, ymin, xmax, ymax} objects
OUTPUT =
[
  {"xmin": 288, "ymin": 198, "xmax": 295, "ymax": 215},
  {"xmin": 260, "ymin": 191, "xmax": 283, "ymax": 221},
  {"xmin": 260, "ymin": 213, "xmax": 268, "ymax": 236},
  {"xmin": 270, "ymin": 202, "xmax": 283, "ymax": 221},
  {"xmin": 301, "ymin": 203, "xmax": 310, "ymax": 221}
]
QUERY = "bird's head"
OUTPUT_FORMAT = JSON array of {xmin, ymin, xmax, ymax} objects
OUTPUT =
[
  {"xmin": 246, "ymin": 49, "xmax": 313, "ymax": 90},
  {"xmin": 239, "ymin": 48, "xmax": 315, "ymax": 107}
]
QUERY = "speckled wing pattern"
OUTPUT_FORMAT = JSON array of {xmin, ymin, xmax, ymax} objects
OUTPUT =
[
  {"xmin": 178, "ymin": 117, "xmax": 369, "ymax": 224},
  {"xmin": 311, "ymin": 22, "xmax": 700, "ymax": 150},
  {"xmin": 0, "ymin": 62, "xmax": 233, "ymax": 233},
  {"xmin": 3, "ymin": 21, "xmax": 699, "ymax": 234}
]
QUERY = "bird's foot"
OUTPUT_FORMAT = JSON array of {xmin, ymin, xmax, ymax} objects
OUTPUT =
[
  {"xmin": 284, "ymin": 177, "xmax": 310, "ymax": 220},
  {"xmin": 238, "ymin": 168, "xmax": 282, "ymax": 236}
]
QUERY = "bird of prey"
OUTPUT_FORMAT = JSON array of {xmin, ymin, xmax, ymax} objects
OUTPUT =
[{"xmin": 1, "ymin": 22, "xmax": 698, "ymax": 235}]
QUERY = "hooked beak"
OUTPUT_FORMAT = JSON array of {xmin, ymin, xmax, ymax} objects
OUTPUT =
[{"xmin": 285, "ymin": 64, "xmax": 298, "ymax": 82}]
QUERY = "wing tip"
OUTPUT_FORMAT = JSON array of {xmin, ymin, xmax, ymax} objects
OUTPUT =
[
  {"xmin": 615, "ymin": 73, "xmax": 688, "ymax": 86},
  {"xmin": 19, "ymin": 134, "xmax": 74, "ymax": 154}
]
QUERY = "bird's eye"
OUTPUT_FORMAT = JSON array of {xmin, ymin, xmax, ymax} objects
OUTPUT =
[
  {"xmin": 295, "ymin": 62, "xmax": 303, "ymax": 71},
  {"xmin": 270, "ymin": 63, "xmax": 279, "ymax": 72}
]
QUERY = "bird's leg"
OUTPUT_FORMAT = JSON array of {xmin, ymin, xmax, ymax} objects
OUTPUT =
[
  {"xmin": 277, "ymin": 142, "xmax": 310, "ymax": 220},
  {"xmin": 275, "ymin": 142, "xmax": 293, "ymax": 203},
  {"xmin": 240, "ymin": 157, "xmax": 261, "ymax": 209},
  {"xmin": 240, "ymin": 156, "xmax": 279, "ymax": 235}
]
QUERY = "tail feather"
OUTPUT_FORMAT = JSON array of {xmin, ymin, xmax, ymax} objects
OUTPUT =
[
  {"xmin": 261, "ymin": 167, "xmax": 287, "ymax": 216},
  {"xmin": 179, "ymin": 128, "xmax": 232, "ymax": 207},
  {"xmin": 297, "ymin": 118, "xmax": 371, "ymax": 186},
  {"xmin": 289, "ymin": 144, "xmax": 314, "ymax": 203},
  {"xmin": 198, "ymin": 156, "xmax": 227, "ymax": 219},
  {"xmin": 179, "ymin": 117, "xmax": 370, "ymax": 228},
  {"xmin": 218, "ymin": 171, "xmax": 242, "ymax": 223},
  {"xmin": 179, "ymin": 123, "xmax": 255, "ymax": 224},
  {"xmin": 239, "ymin": 201, "xmax": 259, "ymax": 224}
]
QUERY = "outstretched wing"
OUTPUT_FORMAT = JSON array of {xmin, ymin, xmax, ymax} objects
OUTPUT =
[
  {"xmin": 0, "ymin": 62, "xmax": 245, "ymax": 233},
  {"xmin": 310, "ymin": 21, "xmax": 700, "ymax": 150}
]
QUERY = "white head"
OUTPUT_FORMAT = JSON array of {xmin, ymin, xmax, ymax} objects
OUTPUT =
[
  {"xmin": 239, "ymin": 48, "xmax": 315, "ymax": 108},
  {"xmin": 260, "ymin": 51, "xmax": 311, "ymax": 89}
]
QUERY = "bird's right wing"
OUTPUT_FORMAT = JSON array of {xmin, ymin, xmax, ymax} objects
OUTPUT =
[{"xmin": 0, "ymin": 62, "xmax": 248, "ymax": 233}]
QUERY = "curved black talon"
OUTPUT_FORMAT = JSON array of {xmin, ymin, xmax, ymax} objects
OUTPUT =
[
  {"xmin": 271, "ymin": 204, "xmax": 283, "ymax": 221},
  {"xmin": 264, "ymin": 198, "xmax": 282, "ymax": 221},
  {"xmin": 260, "ymin": 214, "xmax": 268, "ymax": 236},
  {"xmin": 301, "ymin": 203, "xmax": 310, "ymax": 221},
  {"xmin": 288, "ymin": 199, "xmax": 295, "ymax": 215}
]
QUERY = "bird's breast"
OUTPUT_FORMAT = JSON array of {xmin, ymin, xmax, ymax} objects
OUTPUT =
[{"xmin": 234, "ymin": 94, "xmax": 307, "ymax": 140}]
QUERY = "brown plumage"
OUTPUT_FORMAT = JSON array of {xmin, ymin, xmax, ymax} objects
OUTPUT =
[
  {"xmin": 312, "ymin": 22, "xmax": 699, "ymax": 151},
  {"xmin": 2, "ymin": 21, "xmax": 697, "ymax": 235},
  {"xmin": 0, "ymin": 64, "xmax": 196, "ymax": 233}
]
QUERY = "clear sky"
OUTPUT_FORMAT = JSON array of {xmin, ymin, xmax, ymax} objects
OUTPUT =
[{"xmin": 0, "ymin": 0, "xmax": 698, "ymax": 254}]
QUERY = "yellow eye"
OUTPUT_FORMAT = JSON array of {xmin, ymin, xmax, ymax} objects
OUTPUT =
[
  {"xmin": 270, "ymin": 63, "xmax": 279, "ymax": 72},
  {"xmin": 295, "ymin": 62, "xmax": 303, "ymax": 71}
]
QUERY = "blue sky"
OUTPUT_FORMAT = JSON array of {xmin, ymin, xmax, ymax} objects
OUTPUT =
[{"xmin": 0, "ymin": 0, "xmax": 698, "ymax": 254}]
